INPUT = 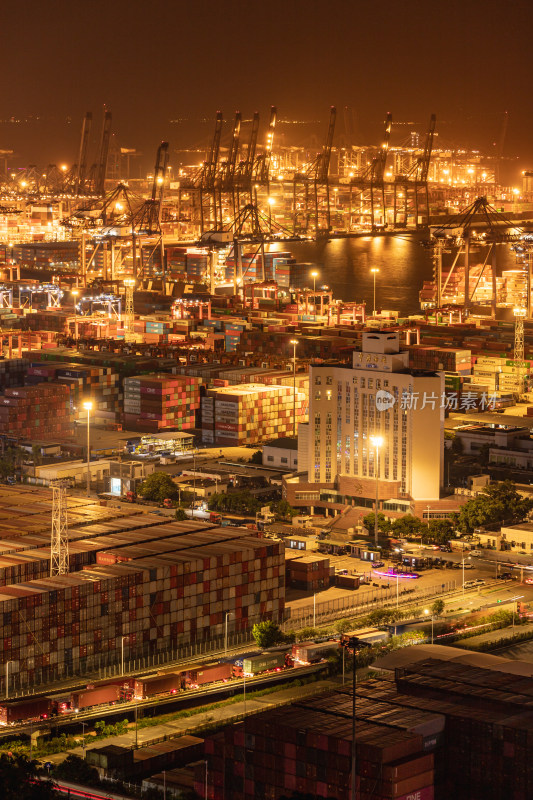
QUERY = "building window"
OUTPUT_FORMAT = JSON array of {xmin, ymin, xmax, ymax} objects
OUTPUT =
[
  {"xmin": 315, "ymin": 376, "xmax": 322, "ymax": 385},
  {"xmin": 326, "ymin": 376, "xmax": 333, "ymax": 385},
  {"xmin": 325, "ymin": 412, "xmax": 332, "ymax": 482},
  {"xmin": 281, "ymin": 457, "xmax": 288, "ymax": 464},
  {"xmin": 314, "ymin": 413, "xmax": 321, "ymax": 482},
  {"xmin": 314, "ymin": 390, "xmax": 321, "ymax": 400},
  {"xmin": 267, "ymin": 455, "xmax": 274, "ymax": 461}
]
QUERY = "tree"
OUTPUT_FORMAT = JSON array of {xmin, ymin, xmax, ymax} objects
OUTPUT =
[
  {"xmin": 274, "ymin": 499, "xmax": 297, "ymax": 521},
  {"xmin": 0, "ymin": 753, "xmax": 56, "ymax": 799},
  {"xmin": 54, "ymin": 754, "xmax": 100, "ymax": 786},
  {"xmin": 334, "ymin": 618, "xmax": 353, "ymax": 634},
  {"xmin": 456, "ymin": 480, "xmax": 533, "ymax": 533},
  {"xmin": 249, "ymin": 450, "xmax": 263, "ymax": 465},
  {"xmin": 208, "ymin": 490, "xmax": 261, "ymax": 515},
  {"xmin": 362, "ymin": 512, "xmax": 391, "ymax": 534},
  {"xmin": 431, "ymin": 598, "xmax": 445, "ymax": 617},
  {"xmin": 138, "ymin": 472, "xmax": 179, "ymax": 503},
  {"xmin": 297, "ymin": 627, "xmax": 320, "ymax": 642},
  {"xmin": 31, "ymin": 445, "xmax": 42, "ymax": 466},
  {"xmin": 252, "ymin": 621, "xmax": 284, "ymax": 648},
  {"xmin": 424, "ymin": 518, "xmax": 454, "ymax": 544},
  {"xmin": 391, "ymin": 515, "xmax": 423, "ymax": 539},
  {"xmin": 175, "ymin": 507, "xmax": 188, "ymax": 521}
]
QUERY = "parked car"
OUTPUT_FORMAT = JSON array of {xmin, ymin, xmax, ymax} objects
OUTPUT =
[
  {"xmin": 464, "ymin": 580, "xmax": 479, "ymax": 589},
  {"xmin": 371, "ymin": 561, "xmax": 385, "ymax": 569},
  {"xmin": 497, "ymin": 572, "xmax": 513, "ymax": 580},
  {"xmin": 470, "ymin": 550, "xmax": 483, "ymax": 557},
  {"xmin": 473, "ymin": 578, "xmax": 485, "ymax": 586}
]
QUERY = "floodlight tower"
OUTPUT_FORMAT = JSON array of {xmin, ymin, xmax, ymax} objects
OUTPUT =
[
  {"xmin": 50, "ymin": 479, "xmax": 69, "ymax": 576},
  {"xmin": 124, "ymin": 278, "xmax": 135, "ymax": 342}
]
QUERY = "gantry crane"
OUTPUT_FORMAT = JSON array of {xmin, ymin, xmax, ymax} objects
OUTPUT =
[
  {"xmin": 430, "ymin": 196, "xmax": 525, "ymax": 315},
  {"xmin": 293, "ymin": 106, "xmax": 336, "ymax": 235},
  {"xmin": 393, "ymin": 114, "xmax": 436, "ymax": 228}
]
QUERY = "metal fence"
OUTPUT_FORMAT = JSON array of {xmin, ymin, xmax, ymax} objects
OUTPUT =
[{"xmin": 282, "ymin": 580, "xmax": 457, "ymax": 630}]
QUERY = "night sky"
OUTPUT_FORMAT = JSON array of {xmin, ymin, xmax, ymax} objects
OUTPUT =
[{"xmin": 2, "ymin": 0, "xmax": 532, "ymax": 177}]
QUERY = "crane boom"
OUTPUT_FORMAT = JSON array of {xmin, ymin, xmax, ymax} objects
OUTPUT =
[
  {"xmin": 76, "ymin": 112, "xmax": 92, "ymax": 195},
  {"xmin": 318, "ymin": 106, "xmax": 337, "ymax": 183},
  {"xmin": 203, "ymin": 111, "xmax": 223, "ymax": 189},
  {"xmin": 95, "ymin": 111, "xmax": 112, "ymax": 195},
  {"xmin": 418, "ymin": 113, "xmax": 436, "ymax": 183},
  {"xmin": 372, "ymin": 112, "xmax": 392, "ymax": 184}
]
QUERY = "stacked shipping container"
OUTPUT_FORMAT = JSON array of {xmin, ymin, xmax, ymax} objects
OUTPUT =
[
  {"xmin": 201, "ymin": 383, "xmax": 306, "ymax": 446},
  {"xmin": 123, "ymin": 373, "xmax": 201, "ymax": 431},
  {"xmin": 0, "ymin": 383, "xmax": 73, "ymax": 440}
]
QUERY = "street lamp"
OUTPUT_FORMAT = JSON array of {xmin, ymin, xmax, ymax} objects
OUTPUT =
[
  {"xmin": 82, "ymin": 400, "xmax": 93, "ymax": 497},
  {"xmin": 369, "ymin": 435, "xmax": 383, "ymax": 546},
  {"xmin": 370, "ymin": 267, "xmax": 379, "ymax": 316},
  {"xmin": 311, "ymin": 271, "xmax": 319, "ymax": 319},
  {"xmin": 461, "ymin": 555, "xmax": 471, "ymax": 594},
  {"xmin": 424, "ymin": 609, "xmax": 434, "ymax": 644},
  {"xmin": 341, "ymin": 635, "xmax": 366, "ymax": 800},
  {"xmin": 290, "ymin": 339, "xmax": 299, "ymax": 437},
  {"xmin": 72, "ymin": 289, "xmax": 79, "ymax": 344},
  {"xmin": 121, "ymin": 635, "xmax": 128, "ymax": 675},
  {"xmin": 225, "ymin": 611, "xmax": 235, "ymax": 657},
  {"xmin": 5, "ymin": 660, "xmax": 14, "ymax": 699},
  {"xmin": 81, "ymin": 721, "xmax": 87, "ymax": 756}
]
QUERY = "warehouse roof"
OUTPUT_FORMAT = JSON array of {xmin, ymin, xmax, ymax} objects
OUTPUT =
[
  {"xmin": 263, "ymin": 437, "xmax": 297, "ymax": 450},
  {"xmin": 373, "ymin": 644, "xmax": 533, "ymax": 676}
]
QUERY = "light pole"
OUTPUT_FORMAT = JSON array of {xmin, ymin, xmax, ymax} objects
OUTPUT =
[
  {"xmin": 121, "ymin": 635, "xmax": 127, "ymax": 675},
  {"xmin": 313, "ymin": 593, "xmax": 316, "ymax": 628},
  {"xmin": 369, "ymin": 435, "xmax": 383, "ymax": 546},
  {"xmin": 204, "ymin": 759, "xmax": 208, "ymax": 800},
  {"xmin": 311, "ymin": 270, "xmax": 318, "ymax": 296},
  {"xmin": 81, "ymin": 721, "xmax": 87, "ymax": 756},
  {"xmin": 5, "ymin": 660, "xmax": 14, "ymax": 699},
  {"xmin": 424, "ymin": 609, "xmax": 434, "ymax": 644},
  {"xmin": 396, "ymin": 573, "xmax": 399, "ymax": 608},
  {"xmin": 370, "ymin": 267, "xmax": 379, "ymax": 316},
  {"xmin": 426, "ymin": 506, "xmax": 431, "ymax": 529},
  {"xmin": 72, "ymin": 289, "xmax": 79, "ymax": 344},
  {"xmin": 462, "ymin": 555, "xmax": 471, "ymax": 594},
  {"xmin": 225, "ymin": 611, "xmax": 234, "ymax": 656},
  {"xmin": 341, "ymin": 635, "xmax": 361, "ymax": 800},
  {"xmin": 290, "ymin": 339, "xmax": 298, "ymax": 438},
  {"xmin": 83, "ymin": 400, "xmax": 93, "ymax": 497}
]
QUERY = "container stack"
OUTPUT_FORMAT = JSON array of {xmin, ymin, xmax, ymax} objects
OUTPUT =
[
  {"xmin": 0, "ymin": 529, "xmax": 285, "ymax": 688},
  {"xmin": 408, "ymin": 346, "xmax": 472, "ymax": 375},
  {"xmin": 0, "ymin": 358, "xmax": 29, "ymax": 390},
  {"xmin": 201, "ymin": 383, "xmax": 306, "ymax": 446},
  {"xmin": 0, "ymin": 383, "xmax": 72, "ymax": 440},
  {"xmin": 285, "ymin": 554, "xmax": 331, "ymax": 591},
  {"xmin": 123, "ymin": 373, "xmax": 201, "ymax": 431},
  {"xmin": 25, "ymin": 362, "xmax": 121, "ymax": 423},
  {"xmin": 200, "ymin": 699, "xmax": 434, "ymax": 800}
]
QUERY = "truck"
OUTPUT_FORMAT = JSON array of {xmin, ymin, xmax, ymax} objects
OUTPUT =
[
  {"xmin": 134, "ymin": 673, "xmax": 181, "ymax": 699},
  {"xmin": 292, "ymin": 641, "xmax": 340, "ymax": 665},
  {"xmin": 0, "ymin": 697, "xmax": 51, "ymax": 725},
  {"xmin": 341, "ymin": 627, "xmax": 390, "ymax": 646},
  {"xmin": 183, "ymin": 663, "xmax": 232, "ymax": 688},
  {"xmin": 71, "ymin": 684, "xmax": 121, "ymax": 711},
  {"xmin": 242, "ymin": 652, "xmax": 287, "ymax": 675},
  {"xmin": 209, "ymin": 512, "xmax": 222, "ymax": 524}
]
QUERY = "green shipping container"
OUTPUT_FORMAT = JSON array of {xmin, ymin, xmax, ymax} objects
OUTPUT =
[{"xmin": 243, "ymin": 652, "xmax": 286, "ymax": 675}]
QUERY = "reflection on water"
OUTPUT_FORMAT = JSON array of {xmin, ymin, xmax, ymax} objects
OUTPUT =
[{"xmin": 270, "ymin": 234, "xmax": 520, "ymax": 316}]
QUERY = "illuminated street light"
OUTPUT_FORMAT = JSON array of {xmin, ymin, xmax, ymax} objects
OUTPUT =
[
  {"xmin": 82, "ymin": 401, "xmax": 93, "ymax": 497},
  {"xmin": 369, "ymin": 435, "xmax": 383, "ymax": 546},
  {"xmin": 290, "ymin": 339, "xmax": 299, "ymax": 437},
  {"xmin": 72, "ymin": 289, "xmax": 79, "ymax": 343},
  {"xmin": 424, "ymin": 609, "xmax": 434, "ymax": 644},
  {"xmin": 370, "ymin": 267, "xmax": 380, "ymax": 316}
]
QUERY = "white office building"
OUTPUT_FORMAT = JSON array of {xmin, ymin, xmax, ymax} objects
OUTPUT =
[{"xmin": 291, "ymin": 331, "xmax": 444, "ymax": 512}]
